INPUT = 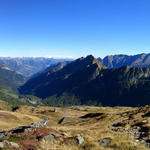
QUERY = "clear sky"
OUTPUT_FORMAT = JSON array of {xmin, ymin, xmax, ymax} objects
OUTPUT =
[{"xmin": 0, "ymin": 0, "xmax": 150, "ymax": 58}]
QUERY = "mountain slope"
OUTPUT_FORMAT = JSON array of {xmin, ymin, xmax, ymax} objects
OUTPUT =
[
  {"xmin": 98, "ymin": 53, "xmax": 150, "ymax": 68},
  {"xmin": 0, "ymin": 65, "xmax": 27, "ymax": 105},
  {"xmin": 30, "ymin": 61, "xmax": 70, "ymax": 79},
  {"xmin": 0, "ymin": 57, "xmax": 73, "ymax": 77},
  {"xmin": 20, "ymin": 55, "xmax": 150, "ymax": 106},
  {"xmin": 19, "ymin": 55, "xmax": 106, "ymax": 104},
  {"xmin": 0, "ymin": 65, "xmax": 26, "ymax": 92}
]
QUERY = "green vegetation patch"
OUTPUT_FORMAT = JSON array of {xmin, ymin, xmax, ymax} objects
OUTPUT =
[{"xmin": 7, "ymin": 135, "xmax": 27, "ymax": 142}]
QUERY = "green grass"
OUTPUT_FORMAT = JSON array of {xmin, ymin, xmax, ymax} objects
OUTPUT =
[{"xmin": 7, "ymin": 135, "xmax": 27, "ymax": 142}]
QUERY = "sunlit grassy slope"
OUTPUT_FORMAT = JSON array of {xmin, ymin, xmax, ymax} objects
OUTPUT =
[{"xmin": 0, "ymin": 103, "xmax": 149, "ymax": 150}]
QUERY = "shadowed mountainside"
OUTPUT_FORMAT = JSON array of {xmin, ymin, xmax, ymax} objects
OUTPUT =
[{"xmin": 20, "ymin": 55, "xmax": 150, "ymax": 106}]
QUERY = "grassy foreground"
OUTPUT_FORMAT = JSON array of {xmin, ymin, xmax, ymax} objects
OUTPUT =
[{"xmin": 0, "ymin": 101, "xmax": 149, "ymax": 150}]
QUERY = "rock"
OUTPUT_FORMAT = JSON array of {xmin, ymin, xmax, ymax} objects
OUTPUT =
[
  {"xmin": 142, "ymin": 120, "xmax": 148, "ymax": 123},
  {"xmin": 0, "ymin": 142, "xmax": 4, "ymax": 148},
  {"xmin": 43, "ymin": 134, "xmax": 55, "ymax": 142},
  {"xmin": 1, "ymin": 140, "xmax": 19, "ymax": 149},
  {"xmin": 43, "ymin": 118, "xmax": 49, "ymax": 126},
  {"xmin": 130, "ymin": 142, "xmax": 138, "ymax": 146},
  {"xmin": 54, "ymin": 107, "xmax": 57, "ymax": 112},
  {"xmin": 30, "ymin": 119, "xmax": 49, "ymax": 128},
  {"xmin": 75, "ymin": 135, "xmax": 84, "ymax": 145},
  {"xmin": 0, "ymin": 132, "xmax": 6, "ymax": 139},
  {"xmin": 98, "ymin": 138, "xmax": 112, "ymax": 147},
  {"xmin": 30, "ymin": 122, "xmax": 44, "ymax": 128},
  {"xmin": 52, "ymin": 133, "xmax": 62, "ymax": 138},
  {"xmin": 24, "ymin": 128, "xmax": 32, "ymax": 133},
  {"xmin": 143, "ymin": 142, "xmax": 150, "ymax": 148},
  {"xmin": 9, "ymin": 141, "xmax": 19, "ymax": 148}
]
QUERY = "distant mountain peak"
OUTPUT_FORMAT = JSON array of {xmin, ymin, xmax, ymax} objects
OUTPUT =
[
  {"xmin": 98, "ymin": 53, "xmax": 150, "ymax": 68},
  {"xmin": 20, "ymin": 53, "xmax": 150, "ymax": 107},
  {"xmin": 86, "ymin": 55, "xmax": 97, "ymax": 63},
  {"xmin": 86, "ymin": 55, "xmax": 95, "ymax": 60}
]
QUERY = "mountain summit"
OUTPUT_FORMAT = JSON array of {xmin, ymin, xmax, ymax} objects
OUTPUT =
[
  {"xmin": 19, "ymin": 55, "xmax": 106, "ymax": 102},
  {"xmin": 20, "ymin": 55, "xmax": 150, "ymax": 106}
]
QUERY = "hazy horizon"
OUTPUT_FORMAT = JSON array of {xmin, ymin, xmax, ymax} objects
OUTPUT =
[{"xmin": 0, "ymin": 52, "xmax": 150, "ymax": 59}]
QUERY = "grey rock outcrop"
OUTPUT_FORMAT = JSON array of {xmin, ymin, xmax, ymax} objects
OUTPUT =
[
  {"xmin": 43, "ymin": 118, "xmax": 49, "ymax": 126},
  {"xmin": 98, "ymin": 138, "xmax": 112, "ymax": 147},
  {"xmin": 75, "ymin": 135, "xmax": 84, "ymax": 145},
  {"xmin": 0, "ymin": 132, "xmax": 7, "ymax": 139},
  {"xmin": 54, "ymin": 107, "xmax": 57, "ymax": 112},
  {"xmin": 43, "ymin": 134, "xmax": 55, "ymax": 142},
  {"xmin": 52, "ymin": 133, "xmax": 62, "ymax": 138}
]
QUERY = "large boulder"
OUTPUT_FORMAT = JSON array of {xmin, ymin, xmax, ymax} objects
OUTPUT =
[
  {"xmin": 75, "ymin": 135, "xmax": 84, "ymax": 144},
  {"xmin": 43, "ymin": 134, "xmax": 55, "ymax": 142}
]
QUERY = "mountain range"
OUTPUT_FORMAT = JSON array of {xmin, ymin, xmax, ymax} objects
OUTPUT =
[
  {"xmin": 1, "ymin": 53, "xmax": 150, "ymax": 78},
  {"xmin": 0, "ymin": 53, "xmax": 150, "ymax": 106},
  {"xmin": 19, "ymin": 55, "xmax": 150, "ymax": 106},
  {"xmin": 98, "ymin": 53, "xmax": 150, "ymax": 68},
  {"xmin": 0, "ymin": 57, "xmax": 73, "ymax": 77}
]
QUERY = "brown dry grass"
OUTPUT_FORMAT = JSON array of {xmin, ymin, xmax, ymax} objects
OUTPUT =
[
  {"xmin": 0, "ymin": 105, "xmax": 149, "ymax": 150},
  {"xmin": 0, "ymin": 110, "xmax": 42, "ymax": 130},
  {"xmin": 0, "ymin": 100, "xmax": 11, "ymax": 111}
]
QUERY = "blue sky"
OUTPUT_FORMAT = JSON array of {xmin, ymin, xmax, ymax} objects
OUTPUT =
[{"xmin": 0, "ymin": 0, "xmax": 150, "ymax": 58}]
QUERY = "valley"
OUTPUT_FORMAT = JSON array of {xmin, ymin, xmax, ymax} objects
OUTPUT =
[
  {"xmin": 0, "ymin": 54, "xmax": 150, "ymax": 149},
  {"xmin": 1, "ymin": 0, "xmax": 150, "ymax": 149}
]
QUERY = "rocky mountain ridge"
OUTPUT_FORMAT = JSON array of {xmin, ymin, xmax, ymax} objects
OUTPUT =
[
  {"xmin": 19, "ymin": 55, "xmax": 150, "ymax": 106},
  {"xmin": 98, "ymin": 53, "xmax": 150, "ymax": 68}
]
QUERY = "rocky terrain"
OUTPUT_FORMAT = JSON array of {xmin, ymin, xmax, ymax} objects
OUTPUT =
[
  {"xmin": 98, "ymin": 53, "xmax": 150, "ymax": 68},
  {"xmin": 0, "ymin": 101, "xmax": 150, "ymax": 150}
]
